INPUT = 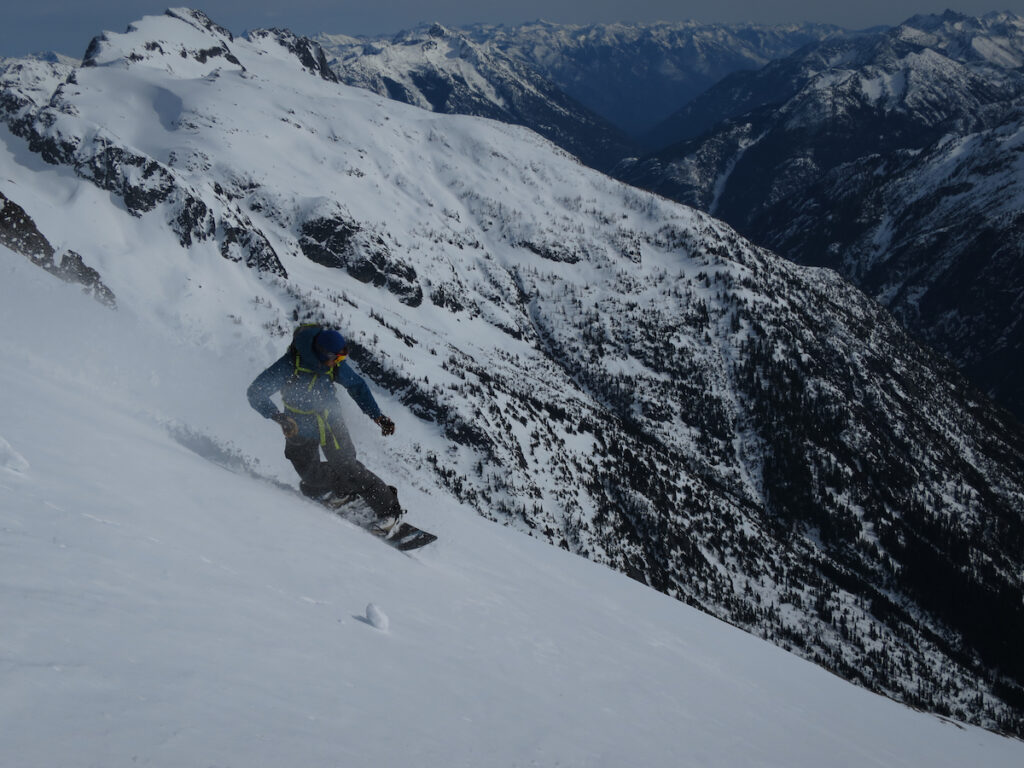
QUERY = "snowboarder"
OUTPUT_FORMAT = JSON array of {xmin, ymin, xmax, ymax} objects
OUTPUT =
[{"xmin": 247, "ymin": 324, "xmax": 403, "ymax": 533}]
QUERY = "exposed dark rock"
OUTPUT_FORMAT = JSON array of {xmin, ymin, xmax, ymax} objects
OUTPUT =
[
  {"xmin": 518, "ymin": 239, "xmax": 581, "ymax": 264},
  {"xmin": 220, "ymin": 223, "xmax": 287, "ymax": 277},
  {"xmin": 299, "ymin": 215, "xmax": 423, "ymax": 306},
  {"xmin": 0, "ymin": 190, "xmax": 115, "ymax": 306},
  {"xmin": 249, "ymin": 29, "xmax": 338, "ymax": 82},
  {"xmin": 164, "ymin": 8, "xmax": 235, "ymax": 42}
]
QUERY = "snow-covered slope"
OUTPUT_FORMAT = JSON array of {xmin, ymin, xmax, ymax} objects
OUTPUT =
[
  {"xmin": 2, "ymin": 8, "xmax": 1024, "ymax": 737},
  {"xmin": 3, "ymin": 242, "xmax": 1023, "ymax": 768}
]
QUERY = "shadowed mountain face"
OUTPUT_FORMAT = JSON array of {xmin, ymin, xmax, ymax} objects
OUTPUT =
[{"xmin": 616, "ymin": 11, "xmax": 1024, "ymax": 420}]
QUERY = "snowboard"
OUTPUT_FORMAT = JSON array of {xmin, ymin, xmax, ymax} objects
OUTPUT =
[
  {"xmin": 320, "ymin": 494, "xmax": 437, "ymax": 551},
  {"xmin": 164, "ymin": 428, "xmax": 437, "ymax": 551},
  {"xmin": 377, "ymin": 521, "xmax": 438, "ymax": 551}
]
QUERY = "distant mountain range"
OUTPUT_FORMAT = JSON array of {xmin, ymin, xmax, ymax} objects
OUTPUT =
[
  {"xmin": 2, "ymin": 8, "xmax": 1024, "ymax": 736},
  {"xmin": 458, "ymin": 20, "xmax": 848, "ymax": 139},
  {"xmin": 316, "ymin": 24, "xmax": 635, "ymax": 172},
  {"xmin": 617, "ymin": 10, "xmax": 1024, "ymax": 418},
  {"xmin": 316, "ymin": 20, "xmax": 845, "ymax": 154}
]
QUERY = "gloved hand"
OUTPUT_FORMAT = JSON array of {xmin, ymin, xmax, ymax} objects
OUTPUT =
[
  {"xmin": 271, "ymin": 412, "xmax": 299, "ymax": 439},
  {"xmin": 375, "ymin": 415, "xmax": 396, "ymax": 436}
]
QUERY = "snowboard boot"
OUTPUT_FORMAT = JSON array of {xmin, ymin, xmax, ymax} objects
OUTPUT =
[
  {"xmin": 320, "ymin": 490, "xmax": 359, "ymax": 510},
  {"xmin": 368, "ymin": 486, "xmax": 404, "ymax": 536}
]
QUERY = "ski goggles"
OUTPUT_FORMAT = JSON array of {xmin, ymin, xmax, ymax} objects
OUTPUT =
[{"xmin": 324, "ymin": 347, "xmax": 348, "ymax": 365}]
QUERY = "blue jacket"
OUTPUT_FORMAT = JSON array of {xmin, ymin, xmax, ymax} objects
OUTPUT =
[{"xmin": 247, "ymin": 326, "xmax": 382, "ymax": 442}]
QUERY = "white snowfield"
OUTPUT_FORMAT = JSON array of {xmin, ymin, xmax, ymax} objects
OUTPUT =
[{"xmin": 2, "ymin": 246, "xmax": 1022, "ymax": 766}]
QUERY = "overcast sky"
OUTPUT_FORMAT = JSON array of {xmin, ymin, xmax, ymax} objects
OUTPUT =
[{"xmin": 3, "ymin": 1, "xmax": 1023, "ymax": 58}]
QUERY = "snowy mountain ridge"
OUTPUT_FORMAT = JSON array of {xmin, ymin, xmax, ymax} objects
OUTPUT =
[{"xmin": 2, "ymin": 7, "xmax": 1024, "ymax": 738}]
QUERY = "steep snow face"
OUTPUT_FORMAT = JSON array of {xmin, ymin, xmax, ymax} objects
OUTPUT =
[
  {"xmin": 3, "ymin": 9, "xmax": 1024, "ymax": 736},
  {"xmin": 4, "ymin": 243, "xmax": 1024, "ymax": 768}
]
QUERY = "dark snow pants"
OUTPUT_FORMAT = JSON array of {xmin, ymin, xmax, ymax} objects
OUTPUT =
[{"xmin": 283, "ymin": 412, "xmax": 400, "ymax": 521}]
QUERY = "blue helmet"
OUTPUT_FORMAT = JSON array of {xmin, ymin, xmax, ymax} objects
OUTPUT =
[{"xmin": 313, "ymin": 330, "xmax": 348, "ymax": 363}]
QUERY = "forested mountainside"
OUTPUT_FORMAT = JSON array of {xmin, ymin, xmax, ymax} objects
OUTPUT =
[{"xmin": 617, "ymin": 11, "xmax": 1024, "ymax": 419}]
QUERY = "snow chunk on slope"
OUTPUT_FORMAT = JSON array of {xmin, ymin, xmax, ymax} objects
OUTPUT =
[{"xmin": 365, "ymin": 603, "xmax": 390, "ymax": 631}]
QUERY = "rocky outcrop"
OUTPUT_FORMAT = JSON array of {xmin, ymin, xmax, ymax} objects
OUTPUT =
[
  {"xmin": 299, "ymin": 214, "xmax": 422, "ymax": 306},
  {"xmin": 0, "ymin": 190, "xmax": 115, "ymax": 306}
]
